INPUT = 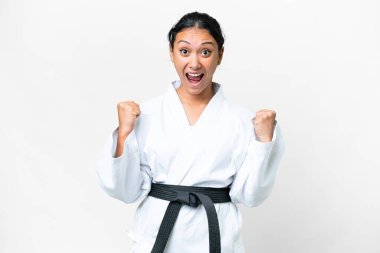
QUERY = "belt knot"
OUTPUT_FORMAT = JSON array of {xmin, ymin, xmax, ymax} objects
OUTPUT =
[{"xmin": 175, "ymin": 190, "xmax": 199, "ymax": 207}]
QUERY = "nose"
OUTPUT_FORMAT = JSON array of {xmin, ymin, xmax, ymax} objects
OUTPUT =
[{"xmin": 189, "ymin": 54, "xmax": 201, "ymax": 70}]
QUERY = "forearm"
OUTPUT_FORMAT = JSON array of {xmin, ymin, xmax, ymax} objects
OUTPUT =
[
  {"xmin": 229, "ymin": 123, "xmax": 285, "ymax": 207},
  {"xmin": 97, "ymin": 127, "xmax": 149, "ymax": 203},
  {"xmin": 114, "ymin": 130, "xmax": 130, "ymax": 157},
  {"xmin": 115, "ymin": 137, "xmax": 126, "ymax": 157}
]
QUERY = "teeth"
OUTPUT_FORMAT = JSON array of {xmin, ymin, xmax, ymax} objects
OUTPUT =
[{"xmin": 188, "ymin": 73, "xmax": 202, "ymax": 77}]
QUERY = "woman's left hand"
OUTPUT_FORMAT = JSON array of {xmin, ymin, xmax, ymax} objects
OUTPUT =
[{"xmin": 252, "ymin": 109, "xmax": 277, "ymax": 142}]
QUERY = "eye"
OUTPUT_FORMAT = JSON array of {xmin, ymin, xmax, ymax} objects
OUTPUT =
[
  {"xmin": 201, "ymin": 49, "xmax": 211, "ymax": 56},
  {"xmin": 179, "ymin": 49, "xmax": 189, "ymax": 55}
]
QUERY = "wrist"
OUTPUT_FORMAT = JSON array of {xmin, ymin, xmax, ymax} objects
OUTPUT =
[
  {"xmin": 256, "ymin": 135, "xmax": 273, "ymax": 142},
  {"xmin": 118, "ymin": 128, "xmax": 132, "ymax": 140}
]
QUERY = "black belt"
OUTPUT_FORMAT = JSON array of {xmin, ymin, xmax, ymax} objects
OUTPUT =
[{"xmin": 148, "ymin": 183, "xmax": 231, "ymax": 253}]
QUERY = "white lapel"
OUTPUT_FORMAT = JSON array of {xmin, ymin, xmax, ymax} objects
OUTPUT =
[{"xmin": 164, "ymin": 80, "xmax": 226, "ymax": 185}]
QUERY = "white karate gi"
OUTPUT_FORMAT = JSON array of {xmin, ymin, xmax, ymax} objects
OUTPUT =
[{"xmin": 96, "ymin": 80, "xmax": 285, "ymax": 253}]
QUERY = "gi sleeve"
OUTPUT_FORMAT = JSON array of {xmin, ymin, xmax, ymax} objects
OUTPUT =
[
  {"xmin": 96, "ymin": 127, "xmax": 152, "ymax": 204},
  {"xmin": 229, "ymin": 121, "xmax": 285, "ymax": 207}
]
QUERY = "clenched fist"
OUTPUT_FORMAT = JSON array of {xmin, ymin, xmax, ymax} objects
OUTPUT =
[
  {"xmin": 117, "ymin": 101, "xmax": 141, "ymax": 138},
  {"xmin": 252, "ymin": 109, "xmax": 276, "ymax": 142},
  {"xmin": 114, "ymin": 101, "xmax": 140, "ymax": 158}
]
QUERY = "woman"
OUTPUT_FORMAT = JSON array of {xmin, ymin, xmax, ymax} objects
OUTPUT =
[{"xmin": 96, "ymin": 11, "xmax": 285, "ymax": 253}]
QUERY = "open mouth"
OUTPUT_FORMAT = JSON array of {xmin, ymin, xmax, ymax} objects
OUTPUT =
[{"xmin": 186, "ymin": 73, "xmax": 204, "ymax": 84}]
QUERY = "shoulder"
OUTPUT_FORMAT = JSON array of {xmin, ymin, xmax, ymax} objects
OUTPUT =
[
  {"xmin": 139, "ymin": 93, "xmax": 165, "ymax": 115},
  {"xmin": 134, "ymin": 93, "xmax": 164, "ymax": 141},
  {"xmin": 220, "ymin": 99, "xmax": 255, "ymax": 153},
  {"xmin": 224, "ymin": 99, "xmax": 255, "ymax": 125},
  {"xmin": 218, "ymin": 99, "xmax": 255, "ymax": 141}
]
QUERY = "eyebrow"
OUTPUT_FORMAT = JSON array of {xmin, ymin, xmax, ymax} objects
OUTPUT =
[{"xmin": 177, "ymin": 40, "xmax": 215, "ymax": 46}]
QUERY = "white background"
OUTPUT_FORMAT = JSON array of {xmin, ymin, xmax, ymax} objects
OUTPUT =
[{"xmin": 1, "ymin": 0, "xmax": 379, "ymax": 252}]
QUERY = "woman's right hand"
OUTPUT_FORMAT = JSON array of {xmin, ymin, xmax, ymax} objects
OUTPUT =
[
  {"xmin": 114, "ymin": 101, "xmax": 140, "ymax": 157},
  {"xmin": 117, "ymin": 101, "xmax": 141, "ymax": 138}
]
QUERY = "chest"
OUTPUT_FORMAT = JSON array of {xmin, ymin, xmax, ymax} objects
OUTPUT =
[
  {"xmin": 182, "ymin": 104, "xmax": 207, "ymax": 126},
  {"xmin": 143, "ymin": 113, "xmax": 241, "ymax": 165}
]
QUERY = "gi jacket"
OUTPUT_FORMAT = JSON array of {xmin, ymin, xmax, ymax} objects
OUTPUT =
[{"xmin": 96, "ymin": 80, "xmax": 286, "ymax": 253}]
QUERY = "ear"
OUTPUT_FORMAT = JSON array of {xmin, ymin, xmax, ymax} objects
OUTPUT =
[
  {"xmin": 169, "ymin": 44, "xmax": 174, "ymax": 62},
  {"xmin": 218, "ymin": 46, "xmax": 224, "ymax": 65}
]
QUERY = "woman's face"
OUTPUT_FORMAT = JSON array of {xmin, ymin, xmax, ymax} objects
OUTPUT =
[{"xmin": 170, "ymin": 27, "xmax": 224, "ymax": 96}]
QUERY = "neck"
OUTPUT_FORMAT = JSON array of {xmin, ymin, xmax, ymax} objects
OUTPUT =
[{"xmin": 176, "ymin": 83, "xmax": 215, "ymax": 106}]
